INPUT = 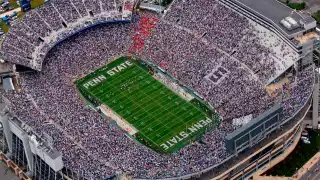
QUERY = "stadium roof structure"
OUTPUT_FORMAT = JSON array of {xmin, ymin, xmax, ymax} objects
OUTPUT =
[
  {"xmin": 235, "ymin": 0, "xmax": 314, "ymax": 36},
  {"xmin": 139, "ymin": 3, "xmax": 165, "ymax": 12}
]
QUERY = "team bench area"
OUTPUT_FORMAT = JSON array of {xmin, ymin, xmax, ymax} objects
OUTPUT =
[{"xmin": 76, "ymin": 56, "xmax": 220, "ymax": 153}]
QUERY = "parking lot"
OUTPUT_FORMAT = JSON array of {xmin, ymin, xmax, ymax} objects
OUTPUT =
[{"xmin": 0, "ymin": 161, "xmax": 19, "ymax": 180}]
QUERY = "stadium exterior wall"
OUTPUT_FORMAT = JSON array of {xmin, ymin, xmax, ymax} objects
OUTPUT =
[
  {"xmin": 213, "ymin": 108, "xmax": 307, "ymax": 180},
  {"xmin": 251, "ymin": 125, "xmax": 302, "ymax": 178}
]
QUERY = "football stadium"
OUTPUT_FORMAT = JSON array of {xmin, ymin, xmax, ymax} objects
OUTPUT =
[{"xmin": 0, "ymin": 0, "xmax": 318, "ymax": 180}]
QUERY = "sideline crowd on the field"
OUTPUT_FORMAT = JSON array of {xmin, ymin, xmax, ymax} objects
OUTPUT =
[{"xmin": 0, "ymin": 0, "xmax": 315, "ymax": 179}]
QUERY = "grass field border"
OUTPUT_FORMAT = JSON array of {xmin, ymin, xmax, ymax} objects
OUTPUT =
[{"xmin": 76, "ymin": 56, "xmax": 221, "ymax": 153}]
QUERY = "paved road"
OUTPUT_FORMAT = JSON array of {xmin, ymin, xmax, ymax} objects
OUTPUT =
[
  {"xmin": 0, "ymin": 161, "xmax": 19, "ymax": 180},
  {"xmin": 306, "ymin": 0, "xmax": 320, "ymax": 13},
  {"xmin": 299, "ymin": 158, "xmax": 320, "ymax": 180}
]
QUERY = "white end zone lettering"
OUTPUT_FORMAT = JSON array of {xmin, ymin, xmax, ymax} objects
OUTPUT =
[{"xmin": 159, "ymin": 118, "xmax": 213, "ymax": 151}]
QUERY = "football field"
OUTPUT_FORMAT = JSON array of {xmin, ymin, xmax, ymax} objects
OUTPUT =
[{"xmin": 76, "ymin": 56, "xmax": 219, "ymax": 153}]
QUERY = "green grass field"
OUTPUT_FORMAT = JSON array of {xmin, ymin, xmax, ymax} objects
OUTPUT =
[{"xmin": 76, "ymin": 56, "xmax": 219, "ymax": 153}]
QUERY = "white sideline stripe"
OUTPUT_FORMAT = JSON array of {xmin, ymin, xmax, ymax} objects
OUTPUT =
[{"xmin": 99, "ymin": 104, "xmax": 138, "ymax": 135}]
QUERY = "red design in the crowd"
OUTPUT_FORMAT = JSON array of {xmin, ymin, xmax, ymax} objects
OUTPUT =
[{"xmin": 128, "ymin": 14, "xmax": 158, "ymax": 54}]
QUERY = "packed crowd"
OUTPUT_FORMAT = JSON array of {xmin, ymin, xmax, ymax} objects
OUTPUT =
[
  {"xmin": 0, "ymin": 0, "xmax": 315, "ymax": 179},
  {"xmin": 163, "ymin": 0, "xmax": 298, "ymax": 83},
  {"xmin": 164, "ymin": 0, "xmax": 247, "ymax": 53},
  {"xmin": 0, "ymin": 0, "xmax": 134, "ymax": 70},
  {"xmin": 282, "ymin": 66, "xmax": 314, "ymax": 119},
  {"xmin": 139, "ymin": 21, "xmax": 273, "ymax": 120}
]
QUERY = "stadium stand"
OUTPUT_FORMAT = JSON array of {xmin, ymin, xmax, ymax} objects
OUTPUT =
[
  {"xmin": 0, "ymin": 0, "xmax": 316, "ymax": 179},
  {"xmin": 0, "ymin": 0, "xmax": 134, "ymax": 71}
]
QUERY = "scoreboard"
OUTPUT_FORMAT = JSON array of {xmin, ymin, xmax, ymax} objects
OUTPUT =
[{"xmin": 225, "ymin": 104, "xmax": 283, "ymax": 155}]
